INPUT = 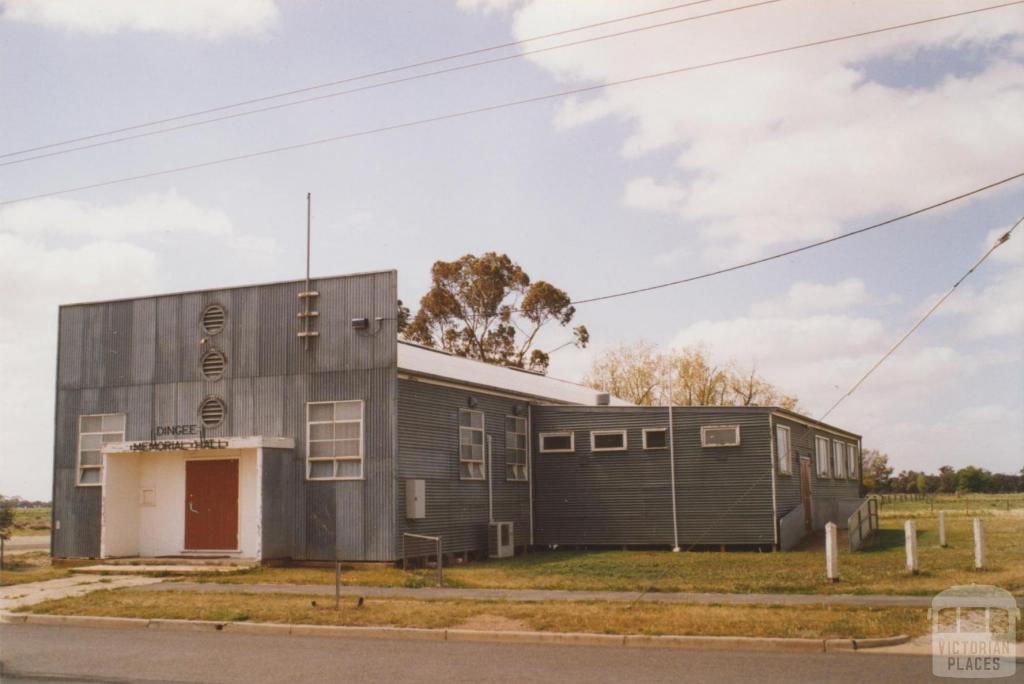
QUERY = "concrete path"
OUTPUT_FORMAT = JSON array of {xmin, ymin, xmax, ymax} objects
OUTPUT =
[
  {"xmin": 0, "ymin": 575, "xmax": 163, "ymax": 611},
  {"xmin": 138, "ymin": 581, "xmax": 1024, "ymax": 609}
]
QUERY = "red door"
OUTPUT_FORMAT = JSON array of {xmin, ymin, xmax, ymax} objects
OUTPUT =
[
  {"xmin": 185, "ymin": 459, "xmax": 239, "ymax": 551},
  {"xmin": 800, "ymin": 458, "xmax": 813, "ymax": 532}
]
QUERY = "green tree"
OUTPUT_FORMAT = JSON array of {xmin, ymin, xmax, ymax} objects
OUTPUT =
[
  {"xmin": 861, "ymin": 449, "xmax": 893, "ymax": 493},
  {"xmin": 0, "ymin": 496, "xmax": 14, "ymax": 571},
  {"xmin": 403, "ymin": 253, "xmax": 588, "ymax": 373},
  {"xmin": 915, "ymin": 473, "xmax": 927, "ymax": 495},
  {"xmin": 937, "ymin": 465, "xmax": 957, "ymax": 493},
  {"xmin": 956, "ymin": 466, "xmax": 992, "ymax": 493}
]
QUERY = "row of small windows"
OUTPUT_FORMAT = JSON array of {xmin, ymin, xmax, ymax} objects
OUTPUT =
[
  {"xmin": 538, "ymin": 427, "xmax": 670, "ymax": 453},
  {"xmin": 774, "ymin": 425, "xmax": 859, "ymax": 480}
]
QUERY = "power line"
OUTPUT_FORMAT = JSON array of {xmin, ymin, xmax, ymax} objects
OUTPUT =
[
  {"xmin": 0, "ymin": 0, "xmax": 785, "ymax": 167},
  {"xmin": 567, "ymin": 171, "xmax": 1024, "ymax": 307},
  {"xmin": 0, "ymin": 0, "xmax": 727, "ymax": 160},
  {"xmin": 2, "ymin": 2, "xmax": 1018, "ymax": 207},
  {"xmin": 819, "ymin": 214, "xmax": 1023, "ymax": 422}
]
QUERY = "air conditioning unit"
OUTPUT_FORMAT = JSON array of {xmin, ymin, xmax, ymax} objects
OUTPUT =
[{"xmin": 488, "ymin": 521, "xmax": 514, "ymax": 559}]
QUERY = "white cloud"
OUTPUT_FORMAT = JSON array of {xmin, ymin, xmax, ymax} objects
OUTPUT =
[
  {"xmin": 456, "ymin": 0, "xmax": 522, "ymax": 13},
  {"xmin": 752, "ymin": 278, "xmax": 868, "ymax": 316},
  {"xmin": 3, "ymin": 0, "xmax": 280, "ymax": 39},
  {"xmin": 478, "ymin": 0, "xmax": 1024, "ymax": 260},
  {"xmin": 0, "ymin": 191, "xmax": 233, "ymax": 240}
]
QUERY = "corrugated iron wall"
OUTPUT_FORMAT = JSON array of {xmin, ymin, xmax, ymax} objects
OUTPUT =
[
  {"xmin": 52, "ymin": 271, "xmax": 398, "ymax": 561},
  {"xmin": 532, "ymin": 406, "xmax": 778, "ymax": 548},
  {"xmin": 396, "ymin": 378, "xmax": 531, "ymax": 556}
]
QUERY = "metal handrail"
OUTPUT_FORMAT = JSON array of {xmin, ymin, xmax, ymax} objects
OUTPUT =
[
  {"xmin": 848, "ymin": 498, "xmax": 879, "ymax": 552},
  {"xmin": 401, "ymin": 532, "xmax": 443, "ymax": 587}
]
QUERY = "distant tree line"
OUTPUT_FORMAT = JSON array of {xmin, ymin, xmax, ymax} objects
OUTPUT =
[
  {"xmin": 861, "ymin": 451, "xmax": 1024, "ymax": 494},
  {"xmin": 0, "ymin": 495, "xmax": 50, "ymax": 508}
]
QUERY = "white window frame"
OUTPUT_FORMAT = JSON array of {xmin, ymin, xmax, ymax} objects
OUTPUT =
[
  {"xmin": 815, "ymin": 435, "xmax": 831, "ymax": 478},
  {"xmin": 306, "ymin": 400, "xmax": 364, "ymax": 481},
  {"xmin": 590, "ymin": 429, "xmax": 627, "ymax": 453},
  {"xmin": 775, "ymin": 425, "xmax": 793, "ymax": 475},
  {"xmin": 539, "ymin": 431, "xmax": 575, "ymax": 453},
  {"xmin": 846, "ymin": 443, "xmax": 859, "ymax": 480},
  {"xmin": 700, "ymin": 425, "xmax": 740, "ymax": 448},
  {"xmin": 505, "ymin": 415, "xmax": 528, "ymax": 482},
  {"xmin": 642, "ymin": 427, "xmax": 668, "ymax": 450},
  {"xmin": 458, "ymin": 408, "xmax": 486, "ymax": 481},
  {"xmin": 76, "ymin": 413, "xmax": 126, "ymax": 487},
  {"xmin": 832, "ymin": 439, "xmax": 846, "ymax": 479}
]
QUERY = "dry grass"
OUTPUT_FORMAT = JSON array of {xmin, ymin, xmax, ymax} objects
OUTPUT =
[
  {"xmin": 197, "ymin": 512, "xmax": 1023, "ymax": 596},
  {"xmin": 8, "ymin": 507, "xmax": 51, "ymax": 537},
  {"xmin": 25, "ymin": 589, "xmax": 935, "ymax": 639},
  {"xmin": 0, "ymin": 551, "xmax": 70, "ymax": 586}
]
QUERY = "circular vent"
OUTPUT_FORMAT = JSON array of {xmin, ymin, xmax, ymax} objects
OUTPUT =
[
  {"xmin": 199, "ymin": 396, "xmax": 226, "ymax": 428},
  {"xmin": 201, "ymin": 304, "xmax": 226, "ymax": 335},
  {"xmin": 201, "ymin": 348, "xmax": 227, "ymax": 380}
]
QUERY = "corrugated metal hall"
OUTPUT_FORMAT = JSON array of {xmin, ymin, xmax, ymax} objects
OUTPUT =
[{"xmin": 51, "ymin": 270, "xmax": 862, "ymax": 563}]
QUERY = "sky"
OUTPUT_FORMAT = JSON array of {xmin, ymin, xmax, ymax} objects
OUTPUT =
[{"xmin": 1, "ymin": 0, "xmax": 1022, "ymax": 499}]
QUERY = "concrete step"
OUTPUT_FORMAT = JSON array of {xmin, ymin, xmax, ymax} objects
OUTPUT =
[{"xmin": 71, "ymin": 564, "xmax": 251, "ymax": 575}]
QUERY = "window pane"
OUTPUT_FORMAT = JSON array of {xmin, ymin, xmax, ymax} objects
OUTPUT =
[
  {"xmin": 81, "ymin": 416, "xmax": 103, "ymax": 433},
  {"xmin": 335, "ymin": 422, "xmax": 360, "ymax": 440},
  {"xmin": 309, "ymin": 404, "xmax": 333, "ymax": 422},
  {"xmin": 335, "ymin": 439, "xmax": 360, "ymax": 457},
  {"xmin": 336, "ymin": 460, "xmax": 361, "ymax": 478},
  {"xmin": 80, "ymin": 450, "xmax": 102, "ymax": 466},
  {"xmin": 101, "ymin": 432, "xmax": 122, "ymax": 445},
  {"xmin": 542, "ymin": 434, "xmax": 572, "ymax": 451},
  {"xmin": 594, "ymin": 432, "xmax": 625, "ymax": 450},
  {"xmin": 309, "ymin": 461, "xmax": 334, "ymax": 478},
  {"xmin": 506, "ymin": 417, "xmax": 517, "ymax": 432},
  {"xmin": 310, "ymin": 423, "xmax": 333, "ymax": 440},
  {"xmin": 81, "ymin": 434, "xmax": 102, "ymax": 450},
  {"xmin": 102, "ymin": 414, "xmax": 125, "ymax": 431},
  {"xmin": 704, "ymin": 427, "xmax": 739, "ymax": 446},
  {"xmin": 80, "ymin": 468, "xmax": 101, "ymax": 484},
  {"xmin": 334, "ymin": 402, "xmax": 361, "ymax": 421},
  {"xmin": 470, "ymin": 430, "xmax": 483, "ymax": 446},
  {"xmin": 309, "ymin": 441, "xmax": 334, "ymax": 458},
  {"xmin": 645, "ymin": 430, "xmax": 667, "ymax": 449},
  {"xmin": 460, "ymin": 410, "xmax": 483, "ymax": 428}
]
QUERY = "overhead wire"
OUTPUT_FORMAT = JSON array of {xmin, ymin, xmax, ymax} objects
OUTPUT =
[
  {"xmin": 0, "ymin": 0, "xmax": 785, "ymax": 167},
  {"xmin": 2, "ymin": 1, "xmax": 1019, "ymax": 207}
]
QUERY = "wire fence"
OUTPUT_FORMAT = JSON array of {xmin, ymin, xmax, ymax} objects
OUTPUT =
[{"xmin": 401, "ymin": 533, "xmax": 443, "ymax": 587}]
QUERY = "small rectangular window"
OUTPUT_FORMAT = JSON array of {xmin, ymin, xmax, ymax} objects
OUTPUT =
[
  {"xmin": 591, "ymin": 430, "xmax": 627, "ymax": 452},
  {"xmin": 776, "ymin": 425, "xmax": 792, "ymax": 474},
  {"xmin": 307, "ymin": 400, "xmax": 364, "ymax": 480},
  {"xmin": 78, "ymin": 413, "xmax": 126, "ymax": 486},
  {"xmin": 846, "ymin": 444, "xmax": 858, "ymax": 480},
  {"xmin": 701, "ymin": 425, "xmax": 740, "ymax": 447},
  {"xmin": 815, "ymin": 435, "xmax": 830, "ymax": 478},
  {"xmin": 505, "ymin": 415, "xmax": 528, "ymax": 482},
  {"xmin": 643, "ymin": 428, "xmax": 668, "ymax": 450},
  {"xmin": 539, "ymin": 432, "xmax": 574, "ymax": 453},
  {"xmin": 832, "ymin": 439, "xmax": 846, "ymax": 479},
  {"xmin": 459, "ymin": 409, "xmax": 486, "ymax": 480}
]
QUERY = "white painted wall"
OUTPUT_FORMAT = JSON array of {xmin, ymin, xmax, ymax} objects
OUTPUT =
[
  {"xmin": 101, "ymin": 448, "xmax": 261, "ymax": 559},
  {"xmin": 101, "ymin": 452, "xmax": 139, "ymax": 558}
]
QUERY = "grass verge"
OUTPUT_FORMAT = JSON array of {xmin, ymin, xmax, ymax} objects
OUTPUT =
[
  {"xmin": 24, "ymin": 589, "xmax": 938, "ymax": 639},
  {"xmin": 0, "ymin": 552, "xmax": 70, "ymax": 587},
  {"xmin": 193, "ymin": 513, "xmax": 1023, "ymax": 596}
]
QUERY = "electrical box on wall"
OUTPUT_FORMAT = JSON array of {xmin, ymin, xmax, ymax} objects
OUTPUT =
[{"xmin": 405, "ymin": 479, "xmax": 425, "ymax": 519}]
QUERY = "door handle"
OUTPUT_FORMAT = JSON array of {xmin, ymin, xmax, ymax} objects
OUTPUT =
[{"xmin": 188, "ymin": 501, "xmax": 198, "ymax": 514}]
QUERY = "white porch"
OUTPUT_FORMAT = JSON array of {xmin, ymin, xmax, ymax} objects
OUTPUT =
[{"xmin": 99, "ymin": 436, "xmax": 293, "ymax": 561}]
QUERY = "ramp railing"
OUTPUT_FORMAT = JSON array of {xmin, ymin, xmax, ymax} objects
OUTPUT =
[
  {"xmin": 401, "ymin": 532, "xmax": 443, "ymax": 587},
  {"xmin": 847, "ymin": 498, "xmax": 879, "ymax": 552}
]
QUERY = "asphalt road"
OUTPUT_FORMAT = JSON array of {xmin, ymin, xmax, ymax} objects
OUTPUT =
[{"xmin": 3, "ymin": 624, "xmax": 1009, "ymax": 684}]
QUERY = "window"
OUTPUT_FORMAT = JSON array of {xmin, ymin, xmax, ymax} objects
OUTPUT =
[
  {"xmin": 847, "ymin": 444, "xmax": 859, "ymax": 480},
  {"xmin": 701, "ymin": 425, "xmax": 740, "ymax": 447},
  {"xmin": 459, "ymin": 409, "xmax": 485, "ymax": 480},
  {"xmin": 832, "ymin": 439, "xmax": 846, "ymax": 479},
  {"xmin": 307, "ymin": 400, "xmax": 364, "ymax": 480},
  {"xmin": 775, "ymin": 425, "xmax": 792, "ymax": 474},
  {"xmin": 505, "ymin": 416, "xmax": 528, "ymax": 481},
  {"xmin": 591, "ymin": 430, "xmax": 627, "ymax": 452},
  {"xmin": 815, "ymin": 435, "xmax": 831, "ymax": 478},
  {"xmin": 643, "ymin": 428, "xmax": 668, "ymax": 450},
  {"xmin": 77, "ymin": 414, "xmax": 125, "ymax": 486},
  {"xmin": 539, "ymin": 432, "xmax": 574, "ymax": 453}
]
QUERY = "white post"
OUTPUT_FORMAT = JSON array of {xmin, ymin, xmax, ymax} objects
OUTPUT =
[
  {"xmin": 973, "ymin": 517, "xmax": 985, "ymax": 570},
  {"xmin": 904, "ymin": 519, "xmax": 918, "ymax": 574},
  {"xmin": 938, "ymin": 511, "xmax": 946, "ymax": 548},
  {"xmin": 825, "ymin": 522, "xmax": 839, "ymax": 582}
]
